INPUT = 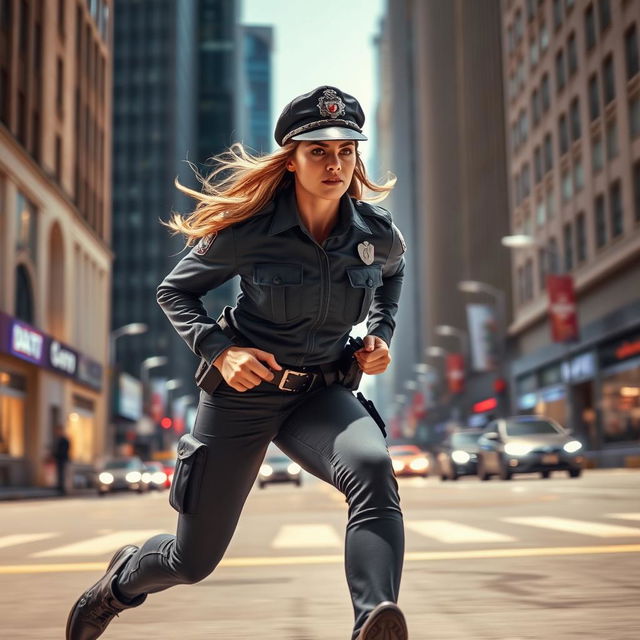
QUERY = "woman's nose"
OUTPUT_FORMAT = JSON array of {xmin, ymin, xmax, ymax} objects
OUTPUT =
[{"xmin": 326, "ymin": 154, "xmax": 341, "ymax": 171}]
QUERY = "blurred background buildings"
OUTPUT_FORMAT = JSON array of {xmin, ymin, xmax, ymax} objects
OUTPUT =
[{"xmin": 1, "ymin": 0, "xmax": 639, "ymax": 491}]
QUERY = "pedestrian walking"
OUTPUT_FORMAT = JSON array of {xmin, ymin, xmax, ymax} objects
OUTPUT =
[
  {"xmin": 66, "ymin": 86, "xmax": 408, "ymax": 639},
  {"xmin": 53, "ymin": 425, "xmax": 70, "ymax": 496}
]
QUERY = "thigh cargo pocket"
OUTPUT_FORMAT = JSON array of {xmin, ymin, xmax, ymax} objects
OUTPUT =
[{"xmin": 169, "ymin": 434, "xmax": 207, "ymax": 515}]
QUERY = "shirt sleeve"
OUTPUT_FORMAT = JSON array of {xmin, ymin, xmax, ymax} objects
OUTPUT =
[
  {"xmin": 366, "ymin": 221, "xmax": 406, "ymax": 347},
  {"xmin": 156, "ymin": 225, "xmax": 239, "ymax": 364}
]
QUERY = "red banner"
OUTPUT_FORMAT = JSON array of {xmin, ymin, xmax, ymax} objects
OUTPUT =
[
  {"xmin": 446, "ymin": 353, "xmax": 465, "ymax": 394},
  {"xmin": 547, "ymin": 274, "xmax": 579, "ymax": 342}
]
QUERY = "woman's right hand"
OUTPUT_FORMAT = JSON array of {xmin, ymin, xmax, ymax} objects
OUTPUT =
[{"xmin": 213, "ymin": 347, "xmax": 282, "ymax": 392}]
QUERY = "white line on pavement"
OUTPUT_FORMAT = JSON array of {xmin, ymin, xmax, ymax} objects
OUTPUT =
[
  {"xmin": 606, "ymin": 513, "xmax": 640, "ymax": 521},
  {"xmin": 30, "ymin": 530, "xmax": 161, "ymax": 557},
  {"xmin": 405, "ymin": 520, "xmax": 515, "ymax": 543},
  {"xmin": 0, "ymin": 533, "xmax": 59, "ymax": 550},
  {"xmin": 271, "ymin": 525, "xmax": 342, "ymax": 549},
  {"xmin": 504, "ymin": 516, "xmax": 640, "ymax": 537}
]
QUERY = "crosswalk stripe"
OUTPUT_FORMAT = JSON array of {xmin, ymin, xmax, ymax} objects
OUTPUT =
[
  {"xmin": 405, "ymin": 520, "xmax": 515, "ymax": 543},
  {"xmin": 607, "ymin": 513, "xmax": 640, "ymax": 521},
  {"xmin": 504, "ymin": 517, "xmax": 640, "ymax": 537},
  {"xmin": 31, "ymin": 530, "xmax": 160, "ymax": 557},
  {"xmin": 271, "ymin": 525, "xmax": 342, "ymax": 549},
  {"xmin": 0, "ymin": 533, "xmax": 59, "ymax": 550}
]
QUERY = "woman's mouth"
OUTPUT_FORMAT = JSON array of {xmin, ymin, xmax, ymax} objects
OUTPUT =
[{"xmin": 322, "ymin": 178, "xmax": 343, "ymax": 185}]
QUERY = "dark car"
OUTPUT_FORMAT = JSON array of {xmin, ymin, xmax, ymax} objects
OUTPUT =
[
  {"xmin": 97, "ymin": 457, "xmax": 151, "ymax": 495},
  {"xmin": 143, "ymin": 461, "xmax": 168, "ymax": 491},
  {"xmin": 476, "ymin": 416, "xmax": 584, "ymax": 481},
  {"xmin": 258, "ymin": 454, "xmax": 302, "ymax": 489},
  {"xmin": 436, "ymin": 429, "xmax": 484, "ymax": 480}
]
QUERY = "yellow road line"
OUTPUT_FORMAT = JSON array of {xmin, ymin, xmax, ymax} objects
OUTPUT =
[{"xmin": 1, "ymin": 544, "xmax": 639, "ymax": 575}]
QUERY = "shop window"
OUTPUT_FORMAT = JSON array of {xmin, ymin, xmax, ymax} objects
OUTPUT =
[
  {"xmin": 601, "ymin": 364, "xmax": 640, "ymax": 445},
  {"xmin": 0, "ymin": 370, "xmax": 27, "ymax": 457},
  {"xmin": 68, "ymin": 395, "xmax": 95, "ymax": 464}
]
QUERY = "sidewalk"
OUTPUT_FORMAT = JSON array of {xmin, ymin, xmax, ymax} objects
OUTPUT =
[{"xmin": 0, "ymin": 486, "xmax": 97, "ymax": 501}]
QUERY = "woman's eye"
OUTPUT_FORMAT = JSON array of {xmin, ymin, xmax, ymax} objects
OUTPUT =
[
  {"xmin": 341, "ymin": 148, "xmax": 353, "ymax": 155},
  {"xmin": 311, "ymin": 148, "xmax": 325, "ymax": 155}
]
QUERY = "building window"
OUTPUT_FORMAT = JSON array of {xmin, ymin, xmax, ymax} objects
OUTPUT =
[
  {"xmin": 563, "ymin": 222, "xmax": 574, "ymax": 271},
  {"xmin": 15, "ymin": 264, "xmax": 34, "ymax": 324},
  {"xmin": 630, "ymin": 96, "xmax": 640, "ymax": 139},
  {"xmin": 625, "ymin": 24, "xmax": 639, "ymax": 80},
  {"xmin": 525, "ymin": 258, "xmax": 534, "ymax": 301},
  {"xmin": 588, "ymin": 73, "xmax": 600, "ymax": 120},
  {"xmin": 531, "ymin": 89, "xmax": 540, "ymax": 126},
  {"xmin": 555, "ymin": 49, "xmax": 566, "ymax": 92},
  {"xmin": 562, "ymin": 168, "xmax": 573, "ymax": 202},
  {"xmin": 553, "ymin": 0, "xmax": 563, "ymax": 30},
  {"xmin": 559, "ymin": 114, "xmax": 570, "ymax": 154},
  {"xmin": 548, "ymin": 237, "xmax": 559, "ymax": 273},
  {"xmin": 594, "ymin": 193, "xmax": 607, "ymax": 248},
  {"xmin": 541, "ymin": 73, "xmax": 551, "ymax": 111},
  {"xmin": 609, "ymin": 180, "xmax": 623, "ymax": 238},
  {"xmin": 536, "ymin": 198, "xmax": 546, "ymax": 226},
  {"xmin": 522, "ymin": 162, "xmax": 531, "ymax": 198},
  {"xmin": 574, "ymin": 157, "xmax": 584, "ymax": 191},
  {"xmin": 592, "ymin": 134, "xmax": 604, "ymax": 171},
  {"xmin": 606, "ymin": 119, "xmax": 618, "ymax": 159},
  {"xmin": 540, "ymin": 22, "xmax": 549, "ymax": 53},
  {"xmin": 570, "ymin": 97, "xmax": 581, "ymax": 141},
  {"xmin": 603, "ymin": 54, "xmax": 615, "ymax": 105},
  {"xmin": 597, "ymin": 0, "xmax": 611, "ymax": 33},
  {"xmin": 530, "ymin": 37, "xmax": 539, "ymax": 67},
  {"xmin": 518, "ymin": 265, "xmax": 525, "ymax": 306},
  {"xmin": 585, "ymin": 4, "xmax": 596, "ymax": 52},
  {"xmin": 567, "ymin": 32, "xmax": 577, "ymax": 76},
  {"xmin": 57, "ymin": 0, "xmax": 65, "ymax": 37},
  {"xmin": 634, "ymin": 160, "xmax": 640, "ymax": 223},
  {"xmin": 538, "ymin": 247, "xmax": 547, "ymax": 291},
  {"xmin": 534, "ymin": 146, "xmax": 543, "ymax": 183},
  {"xmin": 546, "ymin": 188, "xmax": 556, "ymax": 220},
  {"xmin": 15, "ymin": 190, "xmax": 37, "ymax": 260},
  {"xmin": 55, "ymin": 136, "xmax": 62, "ymax": 182},
  {"xmin": 56, "ymin": 57, "xmax": 64, "ymax": 115},
  {"xmin": 576, "ymin": 212, "xmax": 587, "ymax": 263},
  {"xmin": 544, "ymin": 132, "xmax": 553, "ymax": 172}
]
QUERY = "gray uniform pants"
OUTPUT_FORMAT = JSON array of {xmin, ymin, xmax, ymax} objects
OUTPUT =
[{"xmin": 116, "ymin": 376, "xmax": 404, "ymax": 638}]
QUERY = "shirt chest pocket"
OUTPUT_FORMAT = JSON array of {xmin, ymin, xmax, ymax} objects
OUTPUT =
[
  {"xmin": 344, "ymin": 265, "xmax": 383, "ymax": 325},
  {"xmin": 253, "ymin": 263, "xmax": 304, "ymax": 323}
]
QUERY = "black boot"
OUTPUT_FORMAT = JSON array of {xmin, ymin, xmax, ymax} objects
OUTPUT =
[
  {"xmin": 357, "ymin": 601, "xmax": 408, "ymax": 639},
  {"xmin": 66, "ymin": 544, "xmax": 146, "ymax": 639}
]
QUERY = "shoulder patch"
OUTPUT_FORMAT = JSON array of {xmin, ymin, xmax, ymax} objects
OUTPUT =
[{"xmin": 194, "ymin": 232, "xmax": 217, "ymax": 256}]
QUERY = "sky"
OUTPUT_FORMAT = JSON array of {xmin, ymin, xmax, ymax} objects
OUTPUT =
[{"xmin": 242, "ymin": 0, "xmax": 386, "ymax": 164}]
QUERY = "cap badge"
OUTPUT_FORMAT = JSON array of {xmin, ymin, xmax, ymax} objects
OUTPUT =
[
  {"xmin": 357, "ymin": 241, "xmax": 375, "ymax": 265},
  {"xmin": 194, "ymin": 232, "xmax": 217, "ymax": 256},
  {"xmin": 318, "ymin": 89, "xmax": 346, "ymax": 119}
]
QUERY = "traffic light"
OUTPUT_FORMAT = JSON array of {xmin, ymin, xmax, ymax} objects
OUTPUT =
[{"xmin": 160, "ymin": 417, "xmax": 172, "ymax": 429}]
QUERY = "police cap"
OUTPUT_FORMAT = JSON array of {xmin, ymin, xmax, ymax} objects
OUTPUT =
[{"xmin": 274, "ymin": 86, "xmax": 368, "ymax": 147}]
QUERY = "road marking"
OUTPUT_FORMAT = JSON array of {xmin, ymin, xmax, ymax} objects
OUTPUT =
[
  {"xmin": 0, "ymin": 533, "xmax": 59, "ymax": 550},
  {"xmin": 1, "ymin": 544, "xmax": 639, "ymax": 574},
  {"xmin": 607, "ymin": 513, "xmax": 640, "ymax": 521},
  {"xmin": 406, "ymin": 520, "xmax": 515, "ymax": 544},
  {"xmin": 30, "ymin": 530, "xmax": 161, "ymax": 557},
  {"xmin": 272, "ymin": 525, "xmax": 342, "ymax": 549},
  {"xmin": 504, "ymin": 517, "xmax": 640, "ymax": 537}
]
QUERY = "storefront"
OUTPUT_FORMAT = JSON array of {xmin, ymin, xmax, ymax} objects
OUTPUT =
[{"xmin": 0, "ymin": 310, "xmax": 104, "ymax": 488}]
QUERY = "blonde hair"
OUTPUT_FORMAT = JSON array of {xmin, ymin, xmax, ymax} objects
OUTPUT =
[{"xmin": 161, "ymin": 142, "xmax": 396, "ymax": 247}]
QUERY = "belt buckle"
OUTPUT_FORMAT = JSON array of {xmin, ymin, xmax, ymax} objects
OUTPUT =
[{"xmin": 278, "ymin": 369, "xmax": 316, "ymax": 392}]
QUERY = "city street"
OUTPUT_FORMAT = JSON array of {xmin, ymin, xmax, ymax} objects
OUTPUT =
[{"xmin": 1, "ymin": 469, "xmax": 639, "ymax": 639}]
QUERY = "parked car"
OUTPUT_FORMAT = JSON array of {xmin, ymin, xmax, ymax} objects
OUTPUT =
[
  {"xmin": 476, "ymin": 416, "xmax": 584, "ymax": 481},
  {"xmin": 161, "ymin": 459, "xmax": 176, "ymax": 489},
  {"xmin": 143, "ymin": 461, "xmax": 168, "ymax": 491},
  {"xmin": 436, "ymin": 429, "xmax": 484, "ymax": 480},
  {"xmin": 388, "ymin": 445, "xmax": 430, "ymax": 477},
  {"xmin": 97, "ymin": 457, "xmax": 151, "ymax": 495},
  {"xmin": 258, "ymin": 454, "xmax": 302, "ymax": 488}
]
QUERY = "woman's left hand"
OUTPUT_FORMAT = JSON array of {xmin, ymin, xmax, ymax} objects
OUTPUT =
[{"xmin": 354, "ymin": 335, "xmax": 391, "ymax": 375}]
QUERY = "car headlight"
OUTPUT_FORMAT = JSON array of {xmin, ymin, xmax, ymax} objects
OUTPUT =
[
  {"xmin": 287, "ymin": 463, "xmax": 301, "ymax": 475},
  {"xmin": 99, "ymin": 472, "xmax": 114, "ymax": 485},
  {"xmin": 260, "ymin": 464, "xmax": 273, "ymax": 477},
  {"xmin": 563, "ymin": 440, "xmax": 582, "ymax": 453},
  {"xmin": 141, "ymin": 472, "xmax": 152, "ymax": 483},
  {"xmin": 451, "ymin": 450, "xmax": 471, "ymax": 464},
  {"xmin": 125, "ymin": 471, "xmax": 142, "ymax": 483},
  {"xmin": 392, "ymin": 459, "xmax": 405, "ymax": 472},
  {"xmin": 504, "ymin": 443, "xmax": 533, "ymax": 456},
  {"xmin": 409, "ymin": 458, "xmax": 429, "ymax": 471},
  {"xmin": 152, "ymin": 471, "xmax": 167, "ymax": 484}
]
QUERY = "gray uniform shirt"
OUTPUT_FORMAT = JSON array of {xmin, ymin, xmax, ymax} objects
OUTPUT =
[{"xmin": 156, "ymin": 186, "xmax": 406, "ymax": 367}]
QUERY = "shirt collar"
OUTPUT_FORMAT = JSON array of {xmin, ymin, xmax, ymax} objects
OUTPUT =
[{"xmin": 267, "ymin": 186, "xmax": 372, "ymax": 237}]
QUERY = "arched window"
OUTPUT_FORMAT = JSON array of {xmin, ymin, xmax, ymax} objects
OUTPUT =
[{"xmin": 15, "ymin": 265, "xmax": 34, "ymax": 324}]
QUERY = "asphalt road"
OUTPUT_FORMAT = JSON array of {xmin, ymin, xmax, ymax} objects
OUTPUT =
[{"xmin": 1, "ymin": 469, "xmax": 639, "ymax": 639}]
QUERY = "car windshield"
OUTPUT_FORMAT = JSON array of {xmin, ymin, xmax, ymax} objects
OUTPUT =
[
  {"xmin": 105, "ymin": 459, "xmax": 139, "ymax": 470},
  {"xmin": 451, "ymin": 432, "xmax": 482, "ymax": 447},
  {"xmin": 390, "ymin": 447, "xmax": 420, "ymax": 456},
  {"xmin": 266, "ymin": 456, "xmax": 291, "ymax": 464},
  {"xmin": 505, "ymin": 419, "xmax": 562, "ymax": 436}
]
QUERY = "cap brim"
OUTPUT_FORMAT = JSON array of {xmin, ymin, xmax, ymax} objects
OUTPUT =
[{"xmin": 290, "ymin": 126, "xmax": 368, "ymax": 142}]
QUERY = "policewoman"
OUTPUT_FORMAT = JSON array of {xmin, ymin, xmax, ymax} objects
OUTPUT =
[{"xmin": 67, "ymin": 86, "xmax": 409, "ymax": 640}]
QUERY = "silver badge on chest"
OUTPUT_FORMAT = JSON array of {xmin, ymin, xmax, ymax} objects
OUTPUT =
[{"xmin": 357, "ymin": 241, "xmax": 375, "ymax": 265}]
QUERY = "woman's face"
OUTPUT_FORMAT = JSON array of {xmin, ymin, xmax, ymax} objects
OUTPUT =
[{"xmin": 287, "ymin": 140, "xmax": 357, "ymax": 200}]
